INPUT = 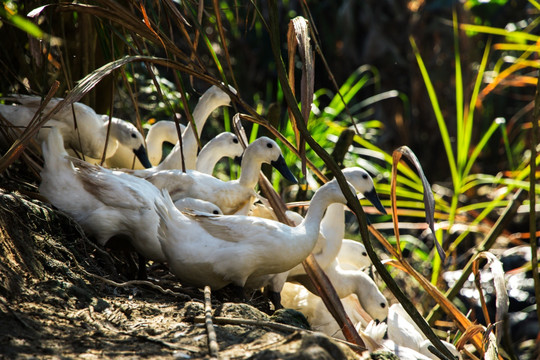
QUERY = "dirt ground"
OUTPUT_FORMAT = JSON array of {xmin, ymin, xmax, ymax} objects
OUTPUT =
[{"xmin": 0, "ymin": 171, "xmax": 367, "ymax": 360}]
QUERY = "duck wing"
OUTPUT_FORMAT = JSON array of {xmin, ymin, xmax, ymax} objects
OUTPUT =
[
  {"xmin": 70, "ymin": 157, "xmax": 155, "ymax": 210},
  {"xmin": 184, "ymin": 212, "xmax": 285, "ymax": 243},
  {"xmin": 144, "ymin": 170, "xmax": 194, "ymax": 200}
]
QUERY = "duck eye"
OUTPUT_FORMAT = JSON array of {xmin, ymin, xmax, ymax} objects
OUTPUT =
[
  {"xmin": 266, "ymin": 143, "xmax": 273, "ymax": 148},
  {"xmin": 380, "ymin": 303, "xmax": 386, "ymax": 308},
  {"xmin": 362, "ymin": 252, "xmax": 367, "ymax": 256},
  {"xmin": 362, "ymin": 173, "xmax": 368, "ymax": 179},
  {"xmin": 213, "ymin": 210, "xmax": 219, "ymax": 214},
  {"xmin": 233, "ymin": 138, "xmax": 239, "ymax": 144}
]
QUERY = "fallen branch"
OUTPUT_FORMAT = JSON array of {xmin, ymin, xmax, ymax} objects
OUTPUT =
[{"xmin": 86, "ymin": 273, "xmax": 192, "ymax": 301}]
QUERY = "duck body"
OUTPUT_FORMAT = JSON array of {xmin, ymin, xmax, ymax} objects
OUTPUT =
[
  {"xmin": 142, "ymin": 169, "xmax": 253, "ymax": 215},
  {"xmin": 0, "ymin": 95, "xmax": 151, "ymax": 167},
  {"xmin": 0, "ymin": 97, "xmax": 107, "ymax": 158},
  {"xmin": 156, "ymin": 179, "xmax": 356, "ymax": 290},
  {"xmin": 39, "ymin": 127, "xmax": 166, "ymax": 262}
]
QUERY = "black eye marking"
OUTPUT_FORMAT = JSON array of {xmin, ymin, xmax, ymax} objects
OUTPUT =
[
  {"xmin": 213, "ymin": 210, "xmax": 219, "ymax": 214},
  {"xmin": 380, "ymin": 303, "xmax": 386, "ymax": 308},
  {"xmin": 233, "ymin": 138, "xmax": 239, "ymax": 144},
  {"xmin": 131, "ymin": 133, "xmax": 137, "ymax": 139},
  {"xmin": 267, "ymin": 143, "xmax": 273, "ymax": 148},
  {"xmin": 362, "ymin": 252, "xmax": 367, "ymax": 256},
  {"xmin": 362, "ymin": 173, "xmax": 368, "ymax": 179}
]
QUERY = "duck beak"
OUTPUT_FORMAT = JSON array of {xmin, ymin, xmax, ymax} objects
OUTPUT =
[
  {"xmin": 233, "ymin": 155, "xmax": 243, "ymax": 165},
  {"xmin": 362, "ymin": 188, "xmax": 387, "ymax": 215},
  {"xmin": 270, "ymin": 155, "xmax": 298, "ymax": 183},
  {"xmin": 133, "ymin": 144, "xmax": 152, "ymax": 169}
]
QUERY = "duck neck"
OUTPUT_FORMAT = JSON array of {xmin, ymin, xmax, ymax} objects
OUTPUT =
[
  {"xmin": 319, "ymin": 203, "xmax": 345, "ymax": 263},
  {"xmin": 238, "ymin": 149, "xmax": 263, "ymax": 188},
  {"xmin": 146, "ymin": 123, "xmax": 180, "ymax": 166},
  {"xmin": 181, "ymin": 95, "xmax": 222, "ymax": 170},
  {"xmin": 196, "ymin": 144, "xmax": 221, "ymax": 175},
  {"xmin": 145, "ymin": 126, "xmax": 164, "ymax": 166},
  {"xmin": 300, "ymin": 183, "xmax": 346, "ymax": 247},
  {"xmin": 98, "ymin": 119, "xmax": 119, "ymax": 159}
]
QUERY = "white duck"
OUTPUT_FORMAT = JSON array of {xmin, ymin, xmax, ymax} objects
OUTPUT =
[
  {"xmin": 195, "ymin": 132, "xmax": 244, "ymax": 175},
  {"xmin": 0, "ymin": 95, "xmax": 152, "ymax": 168},
  {"xmin": 157, "ymin": 85, "xmax": 233, "ymax": 171},
  {"xmin": 107, "ymin": 119, "xmax": 184, "ymax": 169},
  {"xmin": 145, "ymin": 136, "xmax": 297, "ymax": 215},
  {"xmin": 280, "ymin": 259, "xmax": 388, "ymax": 330},
  {"xmin": 155, "ymin": 176, "xmax": 362, "ymax": 291},
  {"xmin": 39, "ymin": 127, "xmax": 166, "ymax": 263}
]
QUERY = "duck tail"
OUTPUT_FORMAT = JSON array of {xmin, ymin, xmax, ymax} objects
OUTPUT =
[
  {"xmin": 41, "ymin": 126, "xmax": 69, "ymax": 172},
  {"xmin": 155, "ymin": 189, "xmax": 176, "ymax": 247}
]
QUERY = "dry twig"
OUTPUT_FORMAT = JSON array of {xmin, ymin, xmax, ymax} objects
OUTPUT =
[
  {"xmin": 192, "ymin": 315, "xmax": 367, "ymax": 353},
  {"xmin": 204, "ymin": 286, "xmax": 220, "ymax": 359},
  {"xmin": 86, "ymin": 273, "xmax": 192, "ymax": 301}
]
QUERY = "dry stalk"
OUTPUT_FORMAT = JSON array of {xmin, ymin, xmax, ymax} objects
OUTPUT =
[
  {"xmin": 192, "ymin": 316, "xmax": 367, "ymax": 353},
  {"xmin": 86, "ymin": 273, "xmax": 192, "ymax": 301},
  {"xmin": 204, "ymin": 286, "xmax": 219, "ymax": 360}
]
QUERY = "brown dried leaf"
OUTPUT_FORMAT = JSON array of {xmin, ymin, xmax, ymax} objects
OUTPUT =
[
  {"xmin": 393, "ymin": 146, "xmax": 445, "ymax": 262},
  {"xmin": 472, "ymin": 252, "xmax": 509, "ymax": 345}
]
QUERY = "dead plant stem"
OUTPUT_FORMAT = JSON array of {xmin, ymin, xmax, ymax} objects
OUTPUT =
[
  {"xmin": 204, "ymin": 286, "xmax": 219, "ymax": 359},
  {"xmin": 531, "ymin": 70, "xmax": 540, "ymax": 333},
  {"xmin": 192, "ymin": 316, "xmax": 367, "ymax": 353}
]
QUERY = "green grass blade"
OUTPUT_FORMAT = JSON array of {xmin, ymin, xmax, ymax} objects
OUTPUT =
[
  {"xmin": 461, "ymin": 23, "xmax": 540, "ymax": 43},
  {"xmin": 457, "ymin": 200, "xmax": 509, "ymax": 213},
  {"xmin": 529, "ymin": 0, "xmax": 540, "ymax": 11},
  {"xmin": 498, "ymin": 118, "xmax": 515, "ymax": 170},
  {"xmin": 453, "ymin": 9, "xmax": 465, "ymax": 176},
  {"xmin": 464, "ymin": 39, "xmax": 491, "ymax": 170},
  {"xmin": 462, "ymin": 118, "xmax": 501, "ymax": 181},
  {"xmin": 326, "ymin": 75, "xmax": 371, "ymax": 118},
  {"xmin": 2, "ymin": 7, "xmax": 43, "ymax": 39},
  {"xmin": 410, "ymin": 36, "xmax": 459, "ymax": 191}
]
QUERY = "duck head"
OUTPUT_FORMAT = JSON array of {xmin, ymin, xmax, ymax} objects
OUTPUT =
[
  {"xmin": 216, "ymin": 132, "xmax": 244, "ymax": 161},
  {"xmin": 109, "ymin": 117, "xmax": 152, "ymax": 168},
  {"xmin": 342, "ymin": 167, "xmax": 386, "ymax": 215},
  {"xmin": 249, "ymin": 136, "xmax": 297, "ymax": 183}
]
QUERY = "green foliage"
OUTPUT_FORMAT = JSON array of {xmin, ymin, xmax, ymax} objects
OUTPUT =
[{"xmin": 0, "ymin": 2, "xmax": 43, "ymax": 39}]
